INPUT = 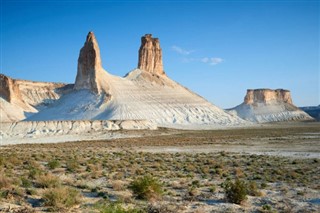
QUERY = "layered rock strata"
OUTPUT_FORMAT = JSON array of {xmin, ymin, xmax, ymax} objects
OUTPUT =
[
  {"xmin": 228, "ymin": 89, "xmax": 313, "ymax": 123},
  {"xmin": 0, "ymin": 74, "xmax": 70, "ymax": 122},
  {"xmin": 138, "ymin": 34, "xmax": 165, "ymax": 75},
  {"xmin": 74, "ymin": 32, "xmax": 107, "ymax": 93},
  {"xmin": 244, "ymin": 89, "xmax": 292, "ymax": 105},
  {"xmin": 0, "ymin": 74, "xmax": 23, "ymax": 103}
]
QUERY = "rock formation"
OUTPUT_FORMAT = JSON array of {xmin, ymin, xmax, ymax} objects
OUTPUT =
[
  {"xmin": 25, "ymin": 32, "xmax": 246, "ymax": 128},
  {"xmin": 74, "ymin": 32, "xmax": 106, "ymax": 93},
  {"xmin": 228, "ymin": 88, "xmax": 313, "ymax": 123},
  {"xmin": 0, "ymin": 74, "xmax": 70, "ymax": 122},
  {"xmin": 138, "ymin": 34, "xmax": 165, "ymax": 75},
  {"xmin": 0, "ymin": 74, "xmax": 22, "ymax": 103},
  {"xmin": 244, "ymin": 89, "xmax": 293, "ymax": 105}
]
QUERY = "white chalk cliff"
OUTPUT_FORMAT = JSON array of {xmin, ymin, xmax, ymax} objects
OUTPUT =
[
  {"xmin": 227, "ymin": 89, "xmax": 313, "ymax": 123},
  {"xmin": 24, "ymin": 32, "xmax": 246, "ymax": 128},
  {"xmin": 0, "ymin": 74, "xmax": 71, "ymax": 122}
]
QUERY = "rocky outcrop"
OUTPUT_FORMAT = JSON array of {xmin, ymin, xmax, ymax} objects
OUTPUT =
[
  {"xmin": 0, "ymin": 74, "xmax": 22, "ymax": 103},
  {"xmin": 244, "ymin": 89, "xmax": 293, "ymax": 105},
  {"xmin": 228, "ymin": 88, "xmax": 313, "ymax": 123},
  {"xmin": 0, "ymin": 74, "xmax": 71, "ymax": 122},
  {"xmin": 74, "ymin": 32, "xmax": 107, "ymax": 93},
  {"xmin": 138, "ymin": 34, "xmax": 165, "ymax": 75}
]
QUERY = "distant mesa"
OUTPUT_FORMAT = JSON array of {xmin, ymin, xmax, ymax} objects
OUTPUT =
[
  {"xmin": 227, "ymin": 88, "xmax": 314, "ymax": 123},
  {"xmin": 244, "ymin": 89, "xmax": 292, "ymax": 105},
  {"xmin": 138, "ymin": 34, "xmax": 165, "ymax": 76}
]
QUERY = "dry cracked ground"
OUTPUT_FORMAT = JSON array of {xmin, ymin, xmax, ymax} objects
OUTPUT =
[{"xmin": 0, "ymin": 122, "xmax": 319, "ymax": 212}]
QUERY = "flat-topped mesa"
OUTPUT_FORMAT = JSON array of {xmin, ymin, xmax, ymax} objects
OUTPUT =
[
  {"xmin": 0, "ymin": 74, "xmax": 22, "ymax": 103},
  {"xmin": 74, "ymin": 32, "xmax": 104, "ymax": 93},
  {"xmin": 138, "ymin": 34, "xmax": 165, "ymax": 75},
  {"xmin": 244, "ymin": 89, "xmax": 293, "ymax": 105}
]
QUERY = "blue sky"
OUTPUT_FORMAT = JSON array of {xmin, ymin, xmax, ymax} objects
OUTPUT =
[{"xmin": 1, "ymin": 0, "xmax": 319, "ymax": 108}]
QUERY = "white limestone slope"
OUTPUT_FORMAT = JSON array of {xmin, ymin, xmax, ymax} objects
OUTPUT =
[
  {"xmin": 228, "ymin": 101, "xmax": 313, "ymax": 123},
  {"xmin": 0, "ymin": 74, "xmax": 71, "ymax": 122},
  {"xmin": 0, "ymin": 97, "xmax": 27, "ymax": 122},
  {"xmin": 0, "ymin": 120, "xmax": 157, "ymax": 145},
  {"xmin": 27, "ymin": 69, "xmax": 247, "ymax": 129}
]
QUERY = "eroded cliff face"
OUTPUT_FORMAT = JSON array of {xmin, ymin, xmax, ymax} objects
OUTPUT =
[
  {"xmin": 244, "ymin": 89, "xmax": 293, "ymax": 105},
  {"xmin": 0, "ymin": 74, "xmax": 22, "ymax": 103},
  {"xmin": 74, "ymin": 32, "xmax": 107, "ymax": 94},
  {"xmin": 227, "ymin": 88, "xmax": 313, "ymax": 123},
  {"xmin": 138, "ymin": 34, "xmax": 165, "ymax": 75},
  {"xmin": 0, "ymin": 74, "xmax": 71, "ymax": 122}
]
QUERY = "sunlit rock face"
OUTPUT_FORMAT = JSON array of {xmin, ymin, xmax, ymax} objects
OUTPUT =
[
  {"xmin": 228, "ymin": 88, "xmax": 313, "ymax": 123},
  {"xmin": 74, "ymin": 32, "xmax": 107, "ymax": 94},
  {"xmin": 244, "ymin": 89, "xmax": 293, "ymax": 105},
  {"xmin": 138, "ymin": 34, "xmax": 165, "ymax": 75}
]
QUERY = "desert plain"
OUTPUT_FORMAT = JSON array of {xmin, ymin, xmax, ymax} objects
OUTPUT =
[{"xmin": 0, "ymin": 122, "xmax": 319, "ymax": 212}]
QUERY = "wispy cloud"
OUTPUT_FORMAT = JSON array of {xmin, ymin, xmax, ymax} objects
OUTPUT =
[
  {"xmin": 182, "ymin": 57, "xmax": 224, "ymax": 66},
  {"xmin": 172, "ymin": 45, "xmax": 224, "ymax": 66},
  {"xmin": 200, "ymin": 57, "xmax": 224, "ymax": 65},
  {"xmin": 171, "ymin": 45, "xmax": 194, "ymax": 55}
]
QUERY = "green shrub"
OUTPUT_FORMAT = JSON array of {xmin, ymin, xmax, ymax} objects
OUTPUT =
[
  {"xmin": 129, "ymin": 175, "xmax": 162, "ymax": 200},
  {"xmin": 209, "ymin": 184, "xmax": 216, "ymax": 193},
  {"xmin": 28, "ymin": 167, "xmax": 43, "ymax": 179},
  {"xmin": 191, "ymin": 180, "xmax": 200, "ymax": 187},
  {"xmin": 20, "ymin": 177, "xmax": 32, "ymax": 188},
  {"xmin": 47, "ymin": 159, "xmax": 61, "ymax": 170},
  {"xmin": 43, "ymin": 186, "xmax": 81, "ymax": 211},
  {"xmin": 66, "ymin": 159, "xmax": 79, "ymax": 172},
  {"xmin": 222, "ymin": 179, "xmax": 247, "ymax": 204},
  {"xmin": 36, "ymin": 173, "xmax": 60, "ymax": 188}
]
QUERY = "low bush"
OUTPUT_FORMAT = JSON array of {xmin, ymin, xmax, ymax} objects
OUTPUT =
[
  {"xmin": 20, "ymin": 176, "xmax": 32, "ymax": 188},
  {"xmin": 129, "ymin": 175, "xmax": 162, "ymax": 200},
  {"xmin": 36, "ymin": 173, "xmax": 60, "ymax": 188},
  {"xmin": 47, "ymin": 159, "xmax": 61, "ymax": 170},
  {"xmin": 43, "ymin": 186, "xmax": 81, "ymax": 211},
  {"xmin": 66, "ymin": 159, "xmax": 79, "ymax": 172},
  {"xmin": 222, "ymin": 179, "xmax": 247, "ymax": 204}
]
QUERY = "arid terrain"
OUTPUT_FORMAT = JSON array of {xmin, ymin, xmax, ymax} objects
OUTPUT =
[{"xmin": 0, "ymin": 122, "xmax": 319, "ymax": 212}]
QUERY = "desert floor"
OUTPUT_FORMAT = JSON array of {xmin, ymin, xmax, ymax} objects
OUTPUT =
[{"xmin": 0, "ymin": 122, "xmax": 319, "ymax": 212}]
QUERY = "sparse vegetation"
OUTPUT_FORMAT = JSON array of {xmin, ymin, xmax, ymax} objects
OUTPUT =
[{"xmin": 0, "ymin": 125, "xmax": 319, "ymax": 212}]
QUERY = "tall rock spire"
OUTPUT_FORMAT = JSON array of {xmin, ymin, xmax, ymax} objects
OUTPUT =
[
  {"xmin": 74, "ymin": 32, "xmax": 104, "ymax": 93},
  {"xmin": 138, "ymin": 34, "xmax": 165, "ymax": 75}
]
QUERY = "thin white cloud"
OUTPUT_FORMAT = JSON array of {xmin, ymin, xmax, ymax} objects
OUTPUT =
[
  {"xmin": 171, "ymin": 45, "xmax": 194, "ymax": 55},
  {"xmin": 201, "ymin": 57, "xmax": 224, "ymax": 65}
]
